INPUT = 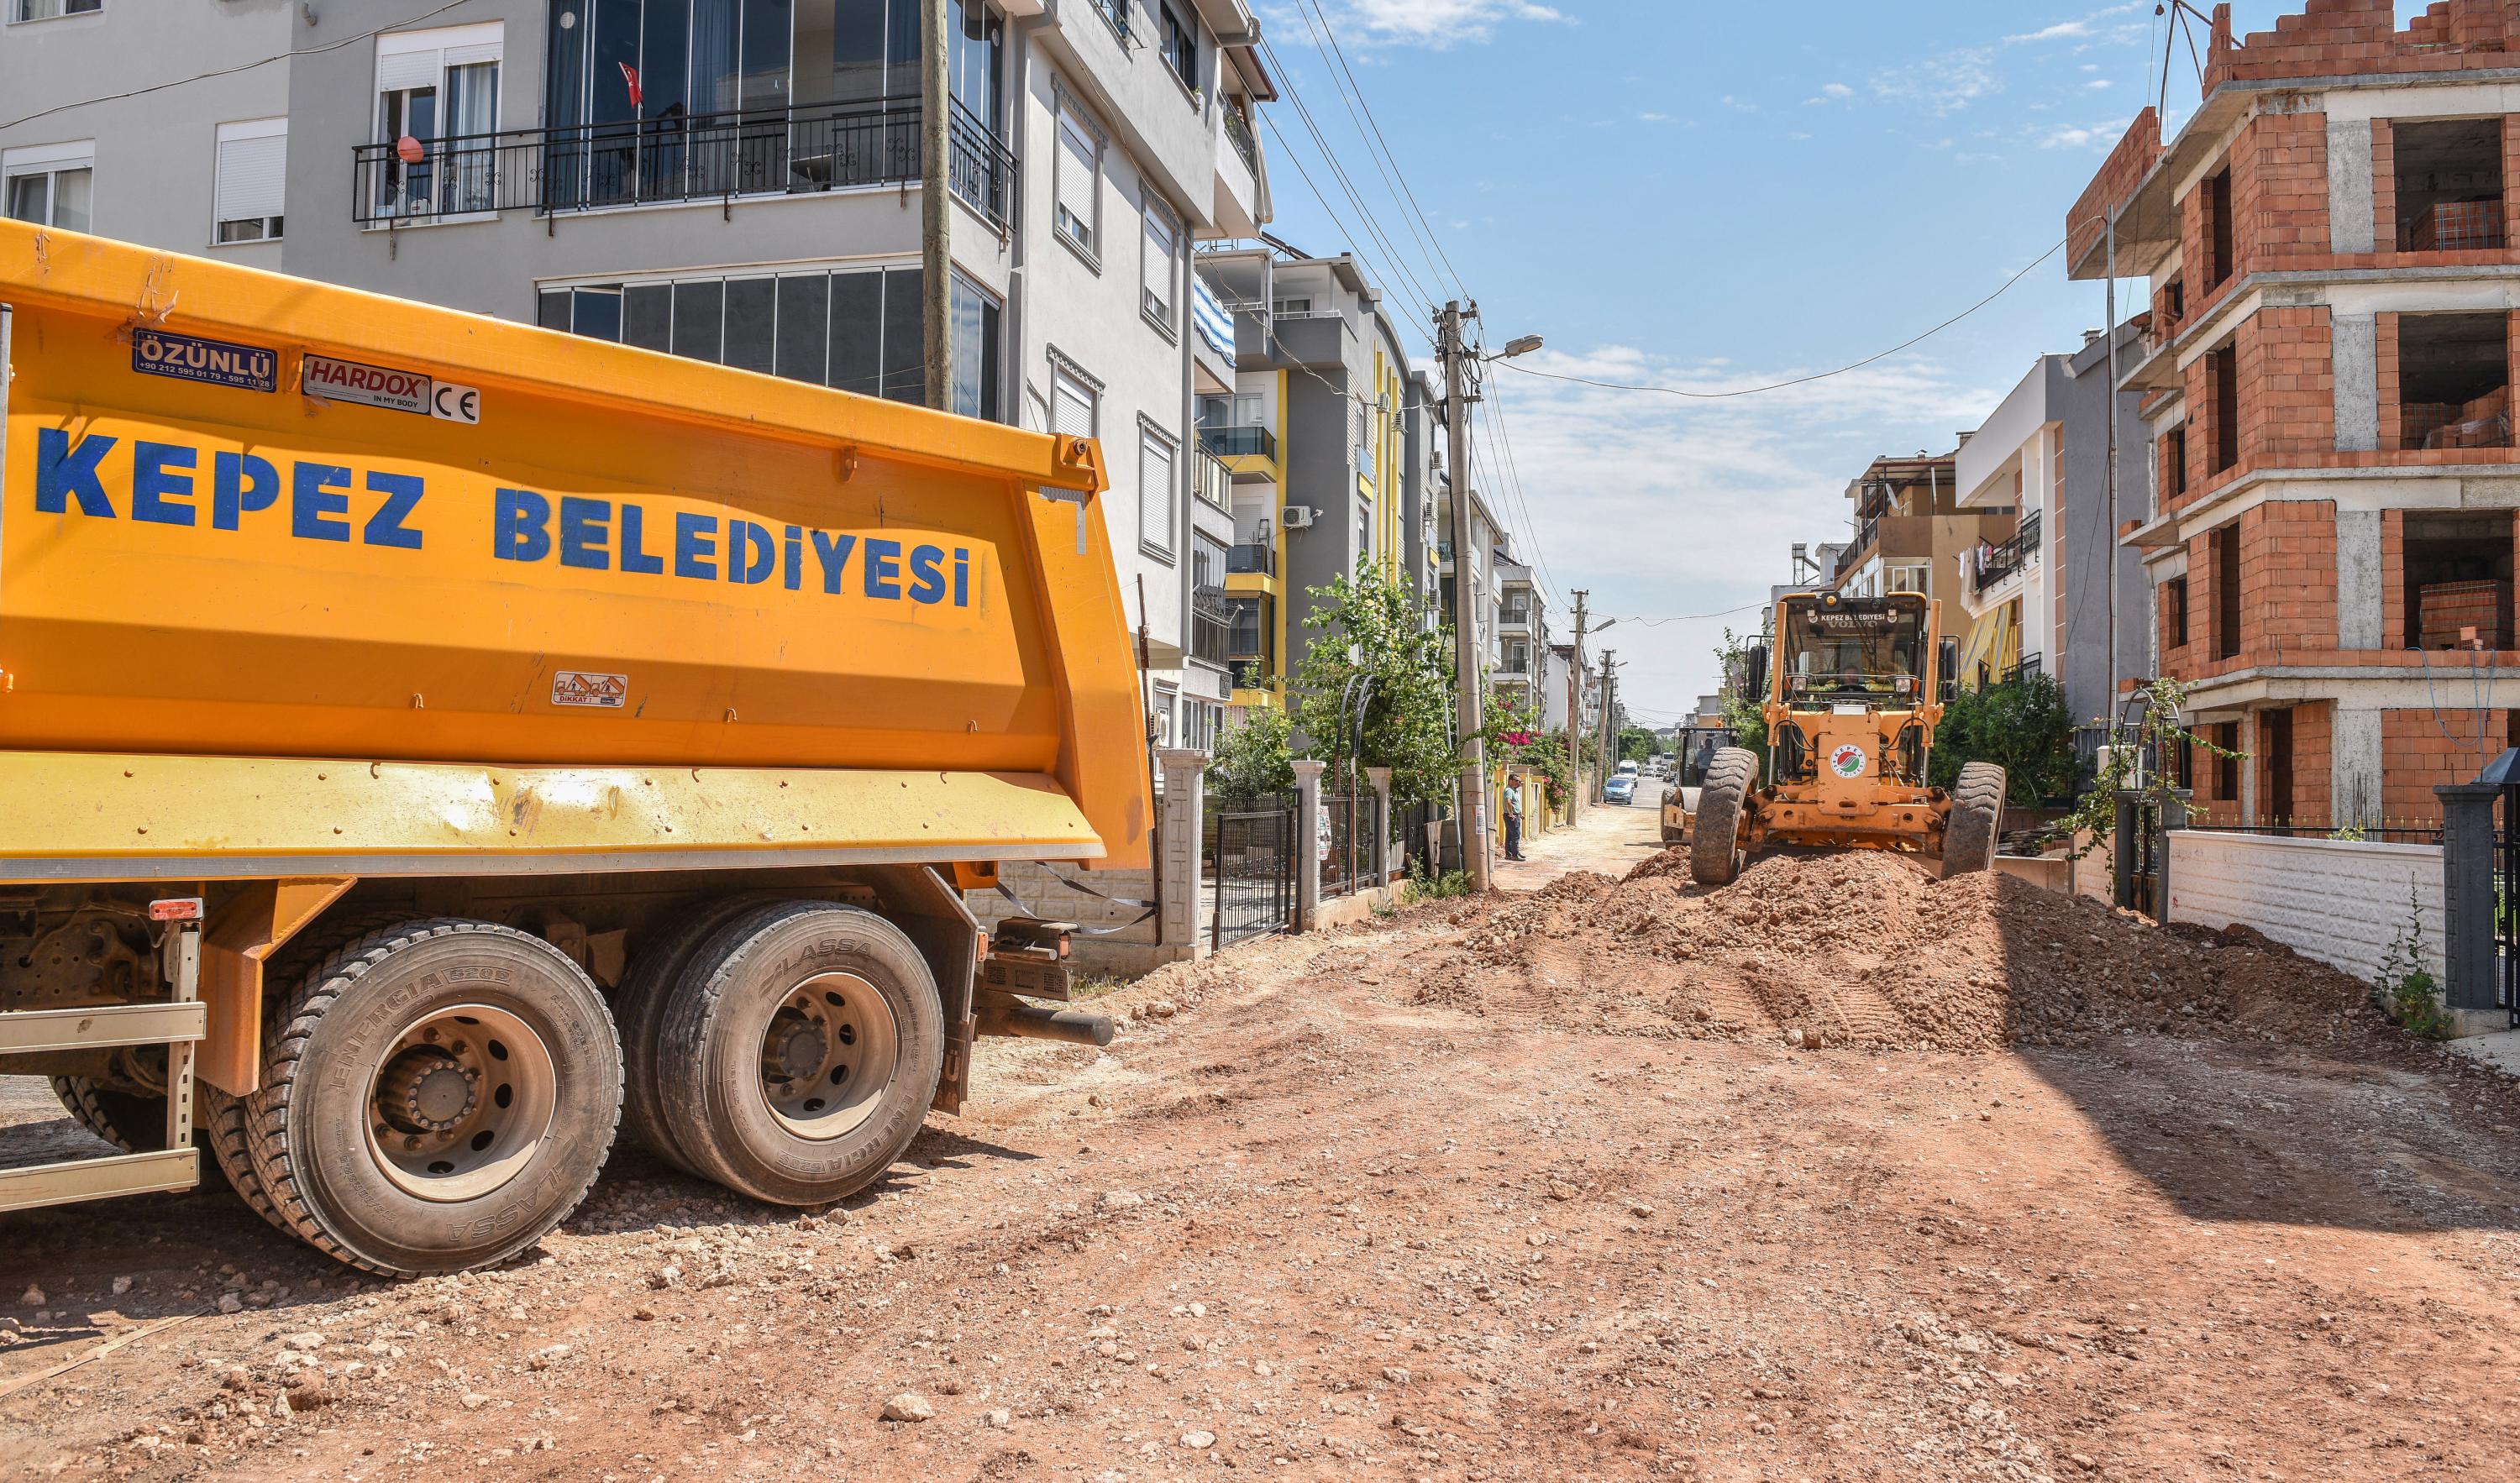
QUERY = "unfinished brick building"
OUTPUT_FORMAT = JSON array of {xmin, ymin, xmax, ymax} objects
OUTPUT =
[{"xmin": 2073, "ymin": 0, "xmax": 2520, "ymax": 831}]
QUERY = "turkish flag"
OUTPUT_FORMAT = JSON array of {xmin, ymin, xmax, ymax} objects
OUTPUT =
[{"xmin": 620, "ymin": 62, "xmax": 643, "ymax": 109}]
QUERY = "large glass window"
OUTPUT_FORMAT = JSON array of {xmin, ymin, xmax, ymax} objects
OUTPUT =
[
  {"xmin": 3, "ymin": 149, "xmax": 91, "ymax": 232},
  {"xmin": 10, "ymin": 0, "xmax": 102, "ymax": 22},
  {"xmin": 1141, "ymin": 195, "xmax": 1177, "ymax": 331},
  {"xmin": 1777, "ymin": 598, "xmax": 1927, "ymax": 701},
  {"xmin": 950, "ymin": 272, "xmax": 1001, "ymax": 422},
  {"xmin": 373, "ymin": 24, "xmax": 502, "ymax": 217},
  {"xmin": 542, "ymin": 264, "xmax": 923, "ymax": 402},
  {"xmin": 1158, "ymin": 3, "xmax": 1195, "ymax": 92}
]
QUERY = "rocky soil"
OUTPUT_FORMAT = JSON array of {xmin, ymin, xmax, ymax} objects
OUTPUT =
[{"xmin": 6, "ymin": 846, "xmax": 2520, "ymax": 1481}]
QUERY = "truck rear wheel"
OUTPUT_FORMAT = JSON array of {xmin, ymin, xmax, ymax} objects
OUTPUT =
[
  {"xmin": 50, "ymin": 1076, "xmax": 168, "ymax": 1154},
  {"xmin": 1942, "ymin": 762, "xmax": 2008, "ymax": 879},
  {"xmin": 654, "ymin": 902, "xmax": 943, "ymax": 1207},
  {"xmin": 616, "ymin": 894, "xmax": 786, "ymax": 1180},
  {"xmin": 1691, "ymin": 747, "xmax": 1760, "ymax": 887},
  {"xmin": 241, "ymin": 920, "xmax": 623, "ymax": 1276}
]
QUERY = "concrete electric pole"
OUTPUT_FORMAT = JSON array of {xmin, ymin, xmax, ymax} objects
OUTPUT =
[
  {"xmin": 1595, "ymin": 650, "xmax": 1617, "ymax": 798},
  {"xmin": 1567, "ymin": 589, "xmax": 1588, "ymax": 827},
  {"xmin": 1437, "ymin": 300, "xmax": 1489, "ymax": 892},
  {"xmin": 920, "ymin": 0, "xmax": 952, "ymax": 412}
]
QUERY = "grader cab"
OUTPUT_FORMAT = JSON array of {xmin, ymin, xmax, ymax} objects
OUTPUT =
[{"xmin": 1689, "ymin": 591, "xmax": 2005, "ymax": 886}]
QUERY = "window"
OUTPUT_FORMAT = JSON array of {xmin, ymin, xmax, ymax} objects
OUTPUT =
[
  {"xmin": 9, "ymin": 0, "xmax": 101, "ymax": 21},
  {"xmin": 1357, "ymin": 499, "xmax": 1372, "ymax": 562},
  {"xmin": 2208, "ymin": 343, "xmax": 2238, "ymax": 474},
  {"xmin": 2213, "ymin": 722, "xmax": 2240, "ymax": 803},
  {"xmin": 1158, "ymin": 2, "xmax": 1196, "ymax": 92},
  {"xmin": 1051, "ymin": 356, "xmax": 1099, "ymax": 441},
  {"xmin": 1151, "ymin": 683, "xmax": 1177, "ymax": 747},
  {"xmin": 2166, "ymin": 424, "xmax": 2188, "ymax": 500},
  {"xmin": 948, "ymin": 0, "xmax": 1004, "ymax": 133},
  {"xmin": 538, "ymin": 262, "xmax": 924, "ymax": 401},
  {"xmin": 2166, "ymin": 575, "xmax": 2190, "ymax": 650},
  {"xmin": 1141, "ymin": 196, "xmax": 1178, "ymax": 332},
  {"xmin": 1273, "ymin": 296, "xmax": 1312, "ymax": 316},
  {"xmin": 2213, "ymin": 523, "xmax": 2241, "ymax": 660},
  {"xmin": 2, "ymin": 142, "xmax": 91, "ymax": 232},
  {"xmin": 374, "ymin": 23, "xmax": 502, "ymax": 219},
  {"xmin": 951, "ymin": 272, "xmax": 1002, "ymax": 422},
  {"xmin": 1055, "ymin": 92, "xmax": 1102, "ymax": 259},
  {"xmin": 2401, "ymin": 511, "xmax": 2516, "ymax": 649},
  {"xmin": 213, "ymin": 118, "xmax": 287, "ymax": 244},
  {"xmin": 2202, "ymin": 165, "xmax": 2233, "ymax": 288},
  {"xmin": 1139, "ymin": 420, "xmax": 1178, "ymax": 558},
  {"xmin": 2260, "ymin": 707, "xmax": 2294, "ymax": 823},
  {"xmin": 1887, "ymin": 564, "xmax": 1928, "ymax": 595},
  {"xmin": 2396, "ymin": 312, "xmax": 2511, "ymax": 451},
  {"xmin": 2392, "ymin": 118, "xmax": 2504, "ymax": 252}
]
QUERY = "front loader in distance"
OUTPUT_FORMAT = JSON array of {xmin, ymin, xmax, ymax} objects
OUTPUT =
[{"xmin": 1689, "ymin": 592, "xmax": 2004, "ymax": 886}]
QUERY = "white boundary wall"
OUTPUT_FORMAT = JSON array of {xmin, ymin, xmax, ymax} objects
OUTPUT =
[{"xmin": 2166, "ymin": 832, "xmax": 2444, "ymax": 984}]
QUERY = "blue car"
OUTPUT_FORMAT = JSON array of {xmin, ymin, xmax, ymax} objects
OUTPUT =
[{"xmin": 1604, "ymin": 774, "xmax": 1636, "ymax": 804}]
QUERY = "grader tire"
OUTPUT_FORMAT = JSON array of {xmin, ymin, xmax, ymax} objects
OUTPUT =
[
  {"xmin": 1942, "ymin": 762, "xmax": 2008, "ymax": 879},
  {"xmin": 616, "ymin": 893, "xmax": 790, "ymax": 1180},
  {"xmin": 654, "ymin": 902, "xmax": 943, "ymax": 1207},
  {"xmin": 1690, "ymin": 747, "xmax": 1760, "ymax": 887},
  {"xmin": 242, "ymin": 920, "xmax": 622, "ymax": 1276}
]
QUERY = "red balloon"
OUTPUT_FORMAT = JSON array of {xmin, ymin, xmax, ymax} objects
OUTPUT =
[{"xmin": 395, "ymin": 135, "xmax": 425, "ymax": 165}]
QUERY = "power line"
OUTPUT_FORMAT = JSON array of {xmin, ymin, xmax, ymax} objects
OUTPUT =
[
  {"xmin": 1479, "ymin": 361, "xmax": 1559, "ymax": 597},
  {"xmin": 0, "ymin": 0, "xmax": 474, "ymax": 133},
  {"xmin": 1494, "ymin": 238, "xmax": 2066, "ymax": 401},
  {"xmin": 1287, "ymin": 0, "xmax": 1466, "ymax": 301},
  {"xmin": 1256, "ymin": 38, "xmax": 1442, "ymax": 320}
]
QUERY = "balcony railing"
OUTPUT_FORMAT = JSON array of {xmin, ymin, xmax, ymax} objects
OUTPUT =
[
  {"xmin": 1499, "ymin": 603, "xmax": 1532, "ymax": 626},
  {"xmin": 1087, "ymin": 0, "xmax": 1131, "ymax": 41},
  {"xmin": 351, "ymin": 96, "xmax": 1013, "ymax": 232},
  {"xmin": 1194, "ymin": 450, "xmax": 1232, "ymax": 514},
  {"xmin": 1192, "ymin": 588, "xmax": 1231, "ymax": 667},
  {"xmin": 1226, "ymin": 542, "xmax": 1275, "ymax": 577},
  {"xmin": 1200, "ymin": 425, "xmax": 1277, "ymax": 459},
  {"xmin": 1971, "ymin": 511, "xmax": 2042, "ymax": 594},
  {"xmin": 1222, "ymin": 102, "xmax": 1259, "ymax": 175}
]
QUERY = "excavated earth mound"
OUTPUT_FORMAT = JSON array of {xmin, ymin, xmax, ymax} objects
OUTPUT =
[{"xmin": 1380, "ymin": 848, "xmax": 2378, "ymax": 1052}]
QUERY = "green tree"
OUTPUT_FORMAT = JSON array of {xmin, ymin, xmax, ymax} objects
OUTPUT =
[
  {"xmin": 1929, "ymin": 670, "xmax": 2076, "ymax": 804},
  {"xmin": 1617, "ymin": 727, "xmax": 1659, "ymax": 762},
  {"xmin": 1714, "ymin": 628, "xmax": 1770, "ymax": 778},
  {"xmin": 1289, "ymin": 559, "xmax": 1462, "ymax": 803},
  {"xmin": 1205, "ymin": 706, "xmax": 1295, "ymax": 802},
  {"xmin": 1502, "ymin": 727, "xmax": 1574, "ymax": 810}
]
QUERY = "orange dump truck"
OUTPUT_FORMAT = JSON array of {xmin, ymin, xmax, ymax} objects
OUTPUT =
[{"xmin": 0, "ymin": 221, "xmax": 1151, "ymax": 1275}]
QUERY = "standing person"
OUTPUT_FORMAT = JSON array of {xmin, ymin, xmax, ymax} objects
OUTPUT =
[{"xmin": 1502, "ymin": 773, "xmax": 1527, "ymax": 862}]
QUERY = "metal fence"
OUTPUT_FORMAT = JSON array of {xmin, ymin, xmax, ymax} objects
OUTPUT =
[
  {"xmin": 351, "ymin": 97, "xmax": 1014, "ymax": 232},
  {"xmin": 1394, "ymin": 800, "xmax": 1450, "ymax": 879},
  {"xmin": 1205, "ymin": 793, "xmax": 1296, "ymax": 950},
  {"xmin": 1321, "ymin": 792, "xmax": 1378, "ymax": 899}
]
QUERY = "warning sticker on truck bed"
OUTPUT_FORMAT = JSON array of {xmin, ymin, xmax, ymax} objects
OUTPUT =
[
  {"xmin": 303, "ymin": 354, "xmax": 481, "ymax": 424},
  {"xmin": 551, "ymin": 671, "xmax": 628, "ymax": 709}
]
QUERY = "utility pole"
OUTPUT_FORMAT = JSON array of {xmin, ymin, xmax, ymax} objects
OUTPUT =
[
  {"xmin": 1595, "ymin": 651, "xmax": 1617, "ymax": 799},
  {"xmin": 1567, "ymin": 589, "xmax": 1588, "ymax": 827},
  {"xmin": 919, "ymin": 0, "xmax": 952, "ymax": 411},
  {"xmin": 1437, "ymin": 300, "xmax": 1489, "ymax": 892}
]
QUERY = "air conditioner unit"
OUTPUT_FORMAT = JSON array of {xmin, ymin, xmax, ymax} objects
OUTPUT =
[{"xmin": 1281, "ymin": 505, "xmax": 1316, "ymax": 530}]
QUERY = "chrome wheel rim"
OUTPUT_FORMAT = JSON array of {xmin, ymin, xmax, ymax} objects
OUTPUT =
[
  {"xmin": 757, "ymin": 972, "xmax": 899, "ymax": 1140},
  {"xmin": 364, "ymin": 1004, "xmax": 558, "ymax": 1203}
]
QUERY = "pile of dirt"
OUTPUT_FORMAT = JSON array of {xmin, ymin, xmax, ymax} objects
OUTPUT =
[{"xmin": 1383, "ymin": 848, "xmax": 2380, "ymax": 1052}]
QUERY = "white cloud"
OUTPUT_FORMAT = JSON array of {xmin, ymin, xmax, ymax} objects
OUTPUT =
[
  {"xmin": 1870, "ymin": 48, "xmax": 1998, "ymax": 117},
  {"xmin": 2040, "ymin": 117, "xmax": 2131, "ymax": 149},
  {"xmin": 1719, "ymin": 95, "xmax": 1759, "ymax": 113},
  {"xmin": 2004, "ymin": 4, "xmax": 2143, "ymax": 45},
  {"xmin": 1310, "ymin": 0, "xmax": 1568, "ymax": 47},
  {"xmin": 2087, "ymin": 78, "xmax": 2113, "ymax": 89},
  {"xmin": 1637, "ymin": 111, "xmax": 1672, "ymax": 123}
]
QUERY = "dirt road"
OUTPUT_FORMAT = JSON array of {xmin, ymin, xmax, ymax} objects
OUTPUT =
[{"xmin": 8, "ymin": 815, "xmax": 2520, "ymax": 1481}]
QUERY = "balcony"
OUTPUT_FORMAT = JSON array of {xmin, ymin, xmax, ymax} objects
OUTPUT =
[
  {"xmin": 1192, "ymin": 588, "xmax": 1231, "ymax": 668},
  {"xmin": 1222, "ymin": 102, "xmax": 1259, "ymax": 176},
  {"xmin": 351, "ymin": 97, "xmax": 1014, "ymax": 233},
  {"xmin": 1200, "ymin": 426, "xmax": 1277, "ymax": 459},
  {"xmin": 1226, "ymin": 542, "xmax": 1275, "ymax": 577},
  {"xmin": 1194, "ymin": 450, "xmax": 1232, "ymax": 515},
  {"xmin": 1971, "ymin": 511, "xmax": 2042, "ymax": 595}
]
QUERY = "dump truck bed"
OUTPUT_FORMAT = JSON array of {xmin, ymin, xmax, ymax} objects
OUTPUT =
[{"xmin": 0, "ymin": 219, "xmax": 1150, "ymax": 881}]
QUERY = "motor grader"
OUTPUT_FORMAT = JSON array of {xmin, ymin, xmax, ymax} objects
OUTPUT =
[{"xmin": 1689, "ymin": 590, "xmax": 2004, "ymax": 885}]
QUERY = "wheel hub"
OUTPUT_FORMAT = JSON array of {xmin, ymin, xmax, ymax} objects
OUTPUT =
[
  {"xmin": 363, "ymin": 1005, "xmax": 559, "ymax": 1203},
  {"xmin": 377, "ymin": 1046, "xmax": 478, "ymax": 1134},
  {"xmin": 764, "ymin": 1009, "xmax": 829, "ymax": 1083},
  {"xmin": 755, "ymin": 973, "xmax": 899, "ymax": 1140}
]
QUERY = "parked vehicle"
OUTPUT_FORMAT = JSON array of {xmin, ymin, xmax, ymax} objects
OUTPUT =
[
  {"xmin": 1690, "ymin": 591, "xmax": 2003, "ymax": 886},
  {"xmin": 0, "ymin": 223, "xmax": 1151, "ymax": 1276},
  {"xmin": 1604, "ymin": 774, "xmax": 1638, "ymax": 804}
]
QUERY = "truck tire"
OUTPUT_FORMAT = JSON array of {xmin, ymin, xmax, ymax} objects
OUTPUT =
[
  {"xmin": 241, "ymin": 920, "xmax": 623, "ymax": 1276},
  {"xmin": 1942, "ymin": 762, "xmax": 2008, "ymax": 879},
  {"xmin": 653, "ymin": 902, "xmax": 943, "ymax": 1207},
  {"xmin": 50, "ymin": 1076, "xmax": 169, "ymax": 1154},
  {"xmin": 616, "ymin": 894, "xmax": 789, "ymax": 1180},
  {"xmin": 1691, "ymin": 747, "xmax": 1760, "ymax": 887}
]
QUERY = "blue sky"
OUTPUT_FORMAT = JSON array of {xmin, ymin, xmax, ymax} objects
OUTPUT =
[{"xmin": 1251, "ymin": 0, "xmax": 2307, "ymax": 726}]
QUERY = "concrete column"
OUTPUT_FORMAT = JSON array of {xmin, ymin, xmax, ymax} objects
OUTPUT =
[
  {"xmin": 1292, "ymin": 759, "xmax": 1326, "ymax": 931},
  {"xmin": 2237, "ymin": 710, "xmax": 2261, "ymax": 823},
  {"xmin": 1366, "ymin": 766, "xmax": 1394, "ymax": 884},
  {"xmin": 2328, "ymin": 118, "xmax": 2377, "ymax": 254},
  {"xmin": 1155, "ymin": 748, "xmax": 1206, "ymax": 953},
  {"xmin": 2434, "ymin": 782, "xmax": 2502, "ymax": 1027},
  {"xmin": 2332, "ymin": 315, "xmax": 2380, "ymax": 453},
  {"xmin": 2336, "ymin": 508, "xmax": 2384, "ymax": 647},
  {"xmin": 2332, "ymin": 708, "xmax": 2384, "ymax": 826}
]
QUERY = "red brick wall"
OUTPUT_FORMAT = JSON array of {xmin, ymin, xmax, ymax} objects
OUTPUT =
[
  {"xmin": 2381, "ymin": 707, "xmax": 2511, "ymax": 823},
  {"xmin": 2235, "ymin": 110, "xmax": 2331, "ymax": 274},
  {"xmin": 2206, "ymin": 1, "xmax": 2520, "ymax": 94},
  {"xmin": 2381, "ymin": 509, "xmax": 2407, "ymax": 650},
  {"xmin": 2244, "ymin": 500, "xmax": 2341, "ymax": 658},
  {"xmin": 2371, "ymin": 116, "xmax": 2397, "ymax": 254},
  {"xmin": 2292, "ymin": 700, "xmax": 2334, "ymax": 822},
  {"xmin": 2179, "ymin": 307, "xmax": 2336, "ymax": 504}
]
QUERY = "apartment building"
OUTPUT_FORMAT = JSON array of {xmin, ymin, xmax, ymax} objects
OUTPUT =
[
  {"xmin": 1830, "ymin": 451, "xmax": 2016, "ymax": 613},
  {"xmin": 1951, "ymin": 328, "xmax": 2152, "ymax": 723},
  {"xmin": 2071, "ymin": 0, "xmax": 2520, "ymax": 829},
  {"xmin": 1493, "ymin": 557, "xmax": 1550, "ymax": 720},
  {"xmin": 0, "ymin": 0, "xmax": 1273, "ymax": 752},
  {"xmin": 1193, "ymin": 244, "xmax": 1440, "ymax": 715}
]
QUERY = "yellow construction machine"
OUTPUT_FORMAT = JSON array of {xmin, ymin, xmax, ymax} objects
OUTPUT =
[{"xmin": 1689, "ymin": 591, "xmax": 2003, "ymax": 885}]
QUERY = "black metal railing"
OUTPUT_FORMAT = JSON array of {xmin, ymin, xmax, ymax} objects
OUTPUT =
[
  {"xmin": 1192, "ymin": 589, "xmax": 1231, "ymax": 667},
  {"xmin": 351, "ymin": 96, "xmax": 1013, "ymax": 232},
  {"xmin": 2192, "ymin": 816, "xmax": 2446, "ymax": 846},
  {"xmin": 1200, "ymin": 425, "xmax": 1276, "ymax": 459},
  {"xmin": 1972, "ymin": 511, "xmax": 2043, "ymax": 594},
  {"xmin": 1205, "ymin": 792, "xmax": 1296, "ymax": 950},
  {"xmin": 1087, "ymin": 0, "xmax": 1132, "ymax": 41},
  {"xmin": 1226, "ymin": 542, "xmax": 1274, "ymax": 576},
  {"xmin": 1222, "ymin": 103, "xmax": 1259, "ymax": 175}
]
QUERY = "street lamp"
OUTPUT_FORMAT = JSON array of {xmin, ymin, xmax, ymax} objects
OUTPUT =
[{"xmin": 1497, "ymin": 334, "xmax": 1544, "ymax": 359}]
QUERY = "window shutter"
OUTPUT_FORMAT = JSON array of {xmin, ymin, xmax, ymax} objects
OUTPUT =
[
  {"xmin": 376, "ymin": 47, "xmax": 441, "ymax": 93},
  {"xmin": 1056, "ymin": 107, "xmax": 1097, "ymax": 244},
  {"xmin": 1140, "ymin": 427, "xmax": 1175, "ymax": 551},
  {"xmin": 1142, "ymin": 202, "xmax": 1173, "ymax": 318},
  {"xmin": 214, "ymin": 120, "xmax": 286, "ymax": 223},
  {"xmin": 1052, "ymin": 365, "xmax": 1095, "ymax": 440}
]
